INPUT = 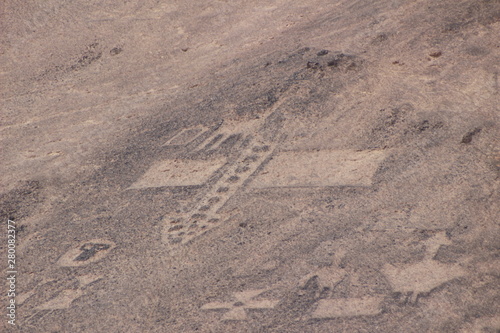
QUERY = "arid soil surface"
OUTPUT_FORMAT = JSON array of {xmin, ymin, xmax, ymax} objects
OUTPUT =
[{"xmin": 1, "ymin": 0, "xmax": 499, "ymax": 332}]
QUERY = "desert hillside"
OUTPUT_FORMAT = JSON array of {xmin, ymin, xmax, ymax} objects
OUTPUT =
[{"xmin": 1, "ymin": 0, "xmax": 499, "ymax": 332}]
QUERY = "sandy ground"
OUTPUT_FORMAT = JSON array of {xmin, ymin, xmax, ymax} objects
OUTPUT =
[{"xmin": 1, "ymin": 0, "xmax": 499, "ymax": 332}]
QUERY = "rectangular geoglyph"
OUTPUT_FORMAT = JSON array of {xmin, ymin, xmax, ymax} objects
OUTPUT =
[
  {"xmin": 251, "ymin": 150, "xmax": 386, "ymax": 187},
  {"xmin": 129, "ymin": 158, "xmax": 226, "ymax": 188}
]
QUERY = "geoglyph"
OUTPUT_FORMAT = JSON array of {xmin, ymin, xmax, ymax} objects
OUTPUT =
[
  {"xmin": 201, "ymin": 289, "xmax": 279, "ymax": 321},
  {"xmin": 383, "ymin": 232, "xmax": 465, "ymax": 303}
]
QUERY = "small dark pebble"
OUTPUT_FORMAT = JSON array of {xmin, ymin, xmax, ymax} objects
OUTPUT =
[
  {"xmin": 461, "ymin": 128, "xmax": 482, "ymax": 144},
  {"xmin": 235, "ymin": 166, "xmax": 250, "ymax": 173},
  {"xmin": 168, "ymin": 225, "xmax": 184, "ymax": 232},
  {"xmin": 297, "ymin": 47, "xmax": 311, "ymax": 55},
  {"xmin": 243, "ymin": 155, "xmax": 259, "ymax": 163},
  {"xmin": 170, "ymin": 237, "xmax": 183, "ymax": 244},
  {"xmin": 307, "ymin": 61, "xmax": 322, "ymax": 70},
  {"xmin": 208, "ymin": 197, "xmax": 220, "ymax": 204},
  {"xmin": 110, "ymin": 47, "xmax": 122, "ymax": 56},
  {"xmin": 252, "ymin": 145, "xmax": 270, "ymax": 153},
  {"xmin": 227, "ymin": 176, "xmax": 240, "ymax": 183}
]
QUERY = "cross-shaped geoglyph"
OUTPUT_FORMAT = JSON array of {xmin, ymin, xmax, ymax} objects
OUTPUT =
[
  {"xmin": 201, "ymin": 289, "xmax": 279, "ymax": 321},
  {"xmin": 153, "ymin": 82, "xmax": 389, "ymax": 249}
]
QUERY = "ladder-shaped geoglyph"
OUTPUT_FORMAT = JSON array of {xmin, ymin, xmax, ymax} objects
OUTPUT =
[{"xmin": 161, "ymin": 115, "xmax": 283, "ymax": 246}]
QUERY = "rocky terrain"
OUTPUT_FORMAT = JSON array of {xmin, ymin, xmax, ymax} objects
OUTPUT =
[{"xmin": 1, "ymin": 0, "xmax": 499, "ymax": 332}]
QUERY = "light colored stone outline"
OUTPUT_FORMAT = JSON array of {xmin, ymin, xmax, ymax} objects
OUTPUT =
[
  {"xmin": 382, "ymin": 231, "xmax": 465, "ymax": 303},
  {"xmin": 462, "ymin": 315, "xmax": 500, "ymax": 333},
  {"xmin": 35, "ymin": 289, "xmax": 83, "ymax": 310},
  {"xmin": 250, "ymin": 149, "xmax": 387, "ymax": 188},
  {"xmin": 128, "ymin": 158, "xmax": 227, "ymax": 189},
  {"xmin": 163, "ymin": 126, "xmax": 207, "ymax": 146},
  {"xmin": 201, "ymin": 289, "xmax": 279, "ymax": 321},
  {"xmin": 312, "ymin": 297, "xmax": 384, "ymax": 318}
]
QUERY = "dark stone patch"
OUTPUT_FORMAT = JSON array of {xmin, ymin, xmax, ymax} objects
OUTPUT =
[
  {"xmin": 75, "ymin": 243, "xmax": 111, "ymax": 262},
  {"xmin": 169, "ymin": 237, "xmax": 182, "ymax": 244},
  {"xmin": 443, "ymin": 21, "xmax": 473, "ymax": 33},
  {"xmin": 0, "ymin": 180, "xmax": 43, "ymax": 221},
  {"xmin": 416, "ymin": 120, "xmax": 431, "ymax": 132},
  {"xmin": 303, "ymin": 52, "xmax": 363, "ymax": 73},
  {"xmin": 317, "ymin": 50, "xmax": 329, "ymax": 56},
  {"xmin": 234, "ymin": 89, "xmax": 279, "ymax": 118},
  {"xmin": 170, "ymin": 218, "xmax": 182, "ymax": 224},
  {"xmin": 252, "ymin": 145, "xmax": 270, "ymax": 153},
  {"xmin": 263, "ymin": 276, "xmax": 320, "ymax": 329},
  {"xmin": 243, "ymin": 155, "xmax": 259, "ymax": 163},
  {"xmin": 434, "ymin": 245, "xmax": 467, "ymax": 263},
  {"xmin": 461, "ymin": 128, "xmax": 482, "ymax": 144},
  {"xmin": 202, "ymin": 134, "xmax": 224, "ymax": 150},
  {"xmin": 413, "ymin": 119, "xmax": 444, "ymax": 133},
  {"xmin": 372, "ymin": 33, "xmax": 389, "ymax": 44},
  {"xmin": 277, "ymin": 47, "xmax": 310, "ymax": 65},
  {"xmin": 168, "ymin": 225, "xmax": 184, "ymax": 232},
  {"xmin": 70, "ymin": 43, "xmax": 102, "ymax": 71},
  {"xmin": 470, "ymin": 0, "xmax": 500, "ymax": 26},
  {"xmin": 218, "ymin": 133, "xmax": 242, "ymax": 152},
  {"xmin": 261, "ymin": 111, "xmax": 286, "ymax": 141},
  {"xmin": 227, "ymin": 175, "xmax": 240, "ymax": 183},
  {"xmin": 465, "ymin": 46, "xmax": 489, "ymax": 57},
  {"xmin": 374, "ymin": 104, "xmax": 413, "ymax": 133},
  {"xmin": 208, "ymin": 197, "xmax": 220, "ymax": 204},
  {"xmin": 306, "ymin": 61, "xmax": 322, "ymax": 70},
  {"xmin": 110, "ymin": 47, "xmax": 123, "ymax": 56},
  {"xmin": 297, "ymin": 47, "xmax": 311, "ymax": 55},
  {"xmin": 235, "ymin": 166, "xmax": 251, "ymax": 173}
]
